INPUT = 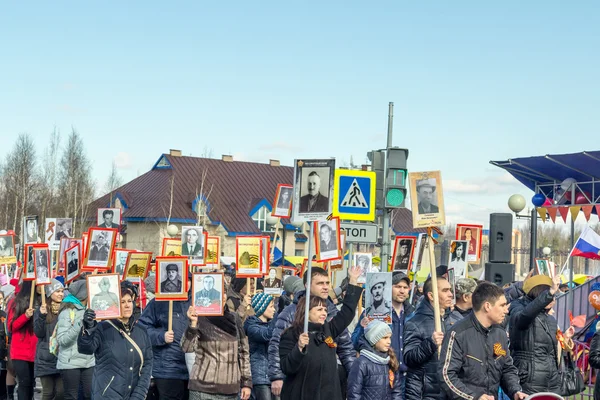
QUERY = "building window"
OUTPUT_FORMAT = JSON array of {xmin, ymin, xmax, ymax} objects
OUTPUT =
[
  {"xmin": 295, "ymin": 249, "xmax": 304, "ymax": 257},
  {"xmin": 252, "ymin": 206, "xmax": 272, "ymax": 231}
]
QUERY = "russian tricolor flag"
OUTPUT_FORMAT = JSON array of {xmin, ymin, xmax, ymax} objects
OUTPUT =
[{"xmin": 571, "ymin": 226, "xmax": 600, "ymax": 260}]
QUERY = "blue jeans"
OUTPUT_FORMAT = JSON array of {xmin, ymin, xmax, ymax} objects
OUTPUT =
[{"xmin": 251, "ymin": 385, "xmax": 279, "ymax": 400}]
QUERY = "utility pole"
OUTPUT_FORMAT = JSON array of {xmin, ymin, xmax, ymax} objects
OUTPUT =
[{"xmin": 380, "ymin": 102, "xmax": 394, "ymax": 271}]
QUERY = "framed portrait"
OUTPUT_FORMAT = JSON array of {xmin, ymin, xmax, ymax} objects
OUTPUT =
[
  {"xmin": 59, "ymin": 238, "xmax": 82, "ymax": 273},
  {"xmin": 65, "ymin": 243, "xmax": 81, "ymax": 284},
  {"xmin": 206, "ymin": 236, "xmax": 220, "ymax": 266},
  {"xmin": 155, "ymin": 257, "xmax": 189, "ymax": 301},
  {"xmin": 291, "ymin": 158, "xmax": 335, "ymax": 223},
  {"xmin": 329, "ymin": 230, "xmax": 346, "ymax": 271},
  {"xmin": 87, "ymin": 274, "xmax": 122, "ymax": 320},
  {"xmin": 82, "ymin": 228, "xmax": 117, "ymax": 271},
  {"xmin": 408, "ymin": 171, "xmax": 446, "ymax": 228},
  {"xmin": 44, "ymin": 218, "xmax": 58, "ymax": 250},
  {"xmin": 0, "ymin": 233, "xmax": 17, "ymax": 265},
  {"xmin": 260, "ymin": 236, "xmax": 270, "ymax": 275},
  {"xmin": 456, "ymin": 224, "xmax": 483, "ymax": 263},
  {"xmin": 392, "ymin": 236, "xmax": 416, "ymax": 273},
  {"xmin": 124, "ymin": 252, "xmax": 152, "ymax": 281},
  {"xmin": 192, "ymin": 272, "xmax": 224, "ymax": 316},
  {"xmin": 113, "ymin": 248, "xmax": 132, "ymax": 278},
  {"xmin": 535, "ymin": 258, "xmax": 552, "ymax": 277},
  {"xmin": 263, "ymin": 267, "xmax": 283, "ymax": 295},
  {"xmin": 314, "ymin": 217, "xmax": 341, "ymax": 262},
  {"xmin": 181, "ymin": 226, "xmax": 205, "ymax": 265},
  {"xmin": 23, "ymin": 244, "xmax": 37, "ymax": 281},
  {"xmin": 365, "ymin": 272, "xmax": 392, "ymax": 324},
  {"xmin": 23, "ymin": 216, "xmax": 39, "ymax": 244},
  {"xmin": 97, "ymin": 208, "xmax": 121, "ymax": 229},
  {"xmin": 448, "ymin": 268, "xmax": 456, "ymax": 300},
  {"xmin": 34, "ymin": 245, "xmax": 52, "ymax": 285},
  {"xmin": 272, "ymin": 184, "xmax": 294, "ymax": 218},
  {"xmin": 235, "ymin": 236, "xmax": 262, "ymax": 278},
  {"xmin": 448, "ymin": 240, "xmax": 468, "ymax": 279},
  {"xmin": 354, "ymin": 253, "xmax": 372, "ymax": 284},
  {"xmin": 161, "ymin": 238, "xmax": 182, "ymax": 257}
]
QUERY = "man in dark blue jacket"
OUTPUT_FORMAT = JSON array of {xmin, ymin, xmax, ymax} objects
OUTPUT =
[
  {"xmin": 268, "ymin": 267, "xmax": 355, "ymax": 397},
  {"xmin": 404, "ymin": 275, "xmax": 453, "ymax": 400},
  {"xmin": 352, "ymin": 271, "xmax": 414, "ymax": 395},
  {"xmin": 138, "ymin": 273, "xmax": 192, "ymax": 400}
]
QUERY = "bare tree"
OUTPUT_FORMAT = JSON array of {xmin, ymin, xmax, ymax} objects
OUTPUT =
[
  {"xmin": 39, "ymin": 127, "xmax": 61, "ymax": 226},
  {"xmin": 195, "ymin": 167, "xmax": 214, "ymax": 227},
  {"xmin": 103, "ymin": 161, "xmax": 123, "ymax": 203},
  {"xmin": 57, "ymin": 128, "xmax": 94, "ymax": 236},
  {"xmin": 200, "ymin": 146, "xmax": 214, "ymax": 159}
]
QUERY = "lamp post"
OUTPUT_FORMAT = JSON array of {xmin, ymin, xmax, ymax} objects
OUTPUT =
[
  {"xmin": 542, "ymin": 246, "xmax": 551, "ymax": 258},
  {"xmin": 508, "ymin": 194, "xmax": 537, "ymax": 271}
]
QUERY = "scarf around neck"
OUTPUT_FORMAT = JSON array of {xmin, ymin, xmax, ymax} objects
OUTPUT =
[{"xmin": 360, "ymin": 348, "xmax": 390, "ymax": 365}]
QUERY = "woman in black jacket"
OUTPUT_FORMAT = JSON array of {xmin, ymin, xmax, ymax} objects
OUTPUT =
[
  {"xmin": 278, "ymin": 266, "xmax": 362, "ymax": 400},
  {"xmin": 508, "ymin": 274, "xmax": 572, "ymax": 395},
  {"xmin": 589, "ymin": 330, "xmax": 600, "ymax": 400},
  {"xmin": 33, "ymin": 279, "xmax": 64, "ymax": 400},
  {"xmin": 77, "ymin": 282, "xmax": 153, "ymax": 400}
]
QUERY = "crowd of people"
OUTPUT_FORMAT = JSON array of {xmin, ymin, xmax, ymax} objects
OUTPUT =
[{"xmin": 0, "ymin": 261, "xmax": 589, "ymax": 400}]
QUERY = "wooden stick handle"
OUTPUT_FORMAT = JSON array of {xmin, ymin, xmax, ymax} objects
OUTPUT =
[
  {"xmin": 41, "ymin": 285, "xmax": 46, "ymax": 307},
  {"xmin": 29, "ymin": 281, "xmax": 35, "ymax": 309},
  {"xmin": 168, "ymin": 300, "xmax": 173, "ymax": 331},
  {"xmin": 253, "ymin": 278, "xmax": 257, "ymax": 295}
]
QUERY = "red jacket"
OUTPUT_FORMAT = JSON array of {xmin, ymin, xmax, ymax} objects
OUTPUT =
[{"xmin": 7, "ymin": 299, "xmax": 37, "ymax": 362}]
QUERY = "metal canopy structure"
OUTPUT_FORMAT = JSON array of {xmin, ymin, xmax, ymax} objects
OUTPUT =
[{"xmin": 490, "ymin": 151, "xmax": 600, "ymax": 202}]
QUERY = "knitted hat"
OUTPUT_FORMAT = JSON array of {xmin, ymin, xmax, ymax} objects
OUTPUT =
[
  {"xmin": 144, "ymin": 275, "xmax": 156, "ymax": 294},
  {"xmin": 69, "ymin": 279, "xmax": 88, "ymax": 302},
  {"xmin": 251, "ymin": 292, "xmax": 273, "ymax": 318},
  {"xmin": 365, "ymin": 320, "xmax": 392, "ymax": 346},
  {"xmin": 46, "ymin": 279, "xmax": 64, "ymax": 298},
  {"xmin": 523, "ymin": 275, "xmax": 553, "ymax": 295},
  {"xmin": 283, "ymin": 275, "xmax": 301, "ymax": 294},
  {"xmin": 290, "ymin": 278, "xmax": 305, "ymax": 295},
  {"xmin": 392, "ymin": 271, "xmax": 410, "ymax": 286}
]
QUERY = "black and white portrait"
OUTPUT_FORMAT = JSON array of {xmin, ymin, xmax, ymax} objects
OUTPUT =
[
  {"xmin": 292, "ymin": 159, "xmax": 335, "ymax": 222},
  {"xmin": 408, "ymin": 171, "xmax": 446, "ymax": 229},
  {"xmin": 35, "ymin": 248, "xmax": 51, "ymax": 284},
  {"xmin": 59, "ymin": 238, "xmax": 81, "ymax": 272},
  {"xmin": 448, "ymin": 240, "xmax": 468, "ymax": 279},
  {"xmin": 393, "ymin": 237, "xmax": 416, "ymax": 272},
  {"xmin": 273, "ymin": 184, "xmax": 293, "ymax": 218},
  {"xmin": 97, "ymin": 208, "xmax": 121, "ymax": 229},
  {"xmin": 114, "ymin": 250, "xmax": 130, "ymax": 277},
  {"xmin": 0, "ymin": 234, "xmax": 16, "ymax": 263},
  {"xmin": 316, "ymin": 219, "xmax": 340, "ymax": 262},
  {"xmin": 25, "ymin": 245, "xmax": 36, "ymax": 279},
  {"xmin": 365, "ymin": 272, "xmax": 392, "ymax": 323},
  {"xmin": 181, "ymin": 226, "xmax": 204, "ymax": 263},
  {"xmin": 24, "ymin": 216, "xmax": 39, "ymax": 244},
  {"xmin": 160, "ymin": 262, "xmax": 185, "ymax": 294},
  {"xmin": 55, "ymin": 218, "xmax": 73, "ymax": 242},
  {"xmin": 192, "ymin": 273, "xmax": 224, "ymax": 316},
  {"xmin": 354, "ymin": 253, "xmax": 372, "ymax": 284},
  {"xmin": 263, "ymin": 267, "xmax": 283, "ymax": 295},
  {"xmin": 86, "ymin": 229, "xmax": 115, "ymax": 268},
  {"xmin": 66, "ymin": 244, "xmax": 80, "ymax": 283}
]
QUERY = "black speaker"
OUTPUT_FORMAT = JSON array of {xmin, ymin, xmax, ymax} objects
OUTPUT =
[
  {"xmin": 489, "ymin": 213, "xmax": 513, "ymax": 263},
  {"xmin": 485, "ymin": 263, "xmax": 515, "ymax": 287}
]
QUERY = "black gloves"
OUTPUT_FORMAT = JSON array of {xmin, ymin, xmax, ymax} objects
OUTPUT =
[{"xmin": 83, "ymin": 309, "xmax": 97, "ymax": 330}]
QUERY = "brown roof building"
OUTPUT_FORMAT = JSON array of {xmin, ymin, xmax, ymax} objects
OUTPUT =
[{"xmin": 89, "ymin": 150, "xmax": 427, "ymax": 261}]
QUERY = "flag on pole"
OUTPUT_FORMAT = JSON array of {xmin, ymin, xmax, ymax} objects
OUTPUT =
[{"xmin": 571, "ymin": 226, "xmax": 600, "ymax": 260}]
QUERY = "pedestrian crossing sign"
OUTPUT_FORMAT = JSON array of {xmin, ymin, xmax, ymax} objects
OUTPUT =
[{"xmin": 332, "ymin": 169, "xmax": 376, "ymax": 221}]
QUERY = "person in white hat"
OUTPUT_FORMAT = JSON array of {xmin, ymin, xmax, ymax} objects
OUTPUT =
[{"xmin": 416, "ymin": 178, "xmax": 439, "ymax": 214}]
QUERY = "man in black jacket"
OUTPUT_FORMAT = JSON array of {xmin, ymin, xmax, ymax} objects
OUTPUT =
[
  {"xmin": 439, "ymin": 282, "xmax": 526, "ymax": 400},
  {"xmin": 404, "ymin": 275, "xmax": 453, "ymax": 400}
]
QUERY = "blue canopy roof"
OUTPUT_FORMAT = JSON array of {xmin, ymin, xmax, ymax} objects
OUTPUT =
[{"xmin": 490, "ymin": 151, "xmax": 600, "ymax": 198}]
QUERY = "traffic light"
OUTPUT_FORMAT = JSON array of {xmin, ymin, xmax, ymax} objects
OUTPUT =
[
  {"xmin": 385, "ymin": 147, "xmax": 409, "ymax": 208},
  {"xmin": 367, "ymin": 150, "xmax": 385, "ymax": 209}
]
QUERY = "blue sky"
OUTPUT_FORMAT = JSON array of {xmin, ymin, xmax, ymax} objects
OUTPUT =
[{"xmin": 2, "ymin": 1, "xmax": 599, "ymax": 229}]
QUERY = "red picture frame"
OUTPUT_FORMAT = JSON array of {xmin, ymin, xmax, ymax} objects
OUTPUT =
[
  {"xmin": 392, "ymin": 236, "xmax": 417, "ymax": 273},
  {"xmin": 192, "ymin": 272, "xmax": 225, "ymax": 316},
  {"xmin": 314, "ymin": 217, "xmax": 342, "ymax": 263},
  {"xmin": 260, "ymin": 236, "xmax": 271, "ymax": 276},
  {"xmin": 161, "ymin": 237, "xmax": 182, "ymax": 257},
  {"xmin": 154, "ymin": 256, "xmax": 189, "ymax": 301},
  {"xmin": 112, "ymin": 248, "xmax": 132, "ymax": 278},
  {"xmin": 23, "ymin": 244, "xmax": 37, "ymax": 281},
  {"xmin": 82, "ymin": 228, "xmax": 118, "ymax": 271},
  {"xmin": 123, "ymin": 251, "xmax": 152, "ymax": 281},
  {"xmin": 272, "ymin": 184, "xmax": 293, "ymax": 218},
  {"xmin": 455, "ymin": 224, "xmax": 483, "ymax": 262},
  {"xmin": 33, "ymin": 245, "xmax": 51, "ymax": 285},
  {"xmin": 235, "ymin": 236, "xmax": 263, "ymax": 278}
]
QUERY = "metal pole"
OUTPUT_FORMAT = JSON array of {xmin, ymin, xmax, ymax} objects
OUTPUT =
[
  {"xmin": 568, "ymin": 184, "xmax": 576, "ymax": 311},
  {"xmin": 281, "ymin": 223, "xmax": 286, "ymax": 267},
  {"xmin": 303, "ymin": 222, "xmax": 315, "ymax": 333},
  {"xmin": 530, "ymin": 208, "xmax": 537, "ymax": 270},
  {"xmin": 380, "ymin": 102, "xmax": 394, "ymax": 272}
]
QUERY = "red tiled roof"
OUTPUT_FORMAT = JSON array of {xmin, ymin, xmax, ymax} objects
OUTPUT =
[{"xmin": 90, "ymin": 155, "xmax": 294, "ymax": 234}]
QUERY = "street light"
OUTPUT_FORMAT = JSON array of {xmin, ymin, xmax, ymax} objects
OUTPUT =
[
  {"xmin": 508, "ymin": 193, "xmax": 537, "ymax": 271},
  {"xmin": 166, "ymin": 224, "xmax": 179, "ymax": 237},
  {"xmin": 542, "ymin": 247, "xmax": 551, "ymax": 257}
]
